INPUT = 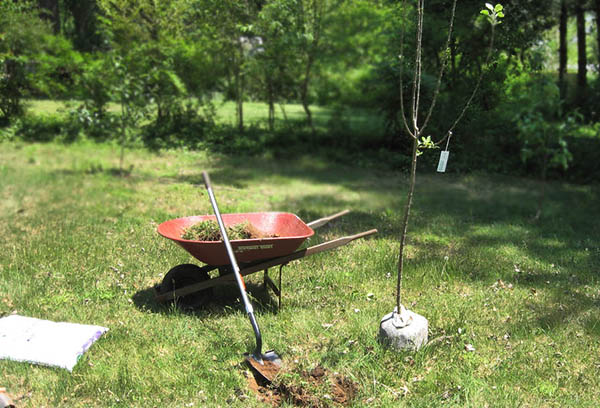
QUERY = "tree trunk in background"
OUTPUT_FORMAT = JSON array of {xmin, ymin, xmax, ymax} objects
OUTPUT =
[
  {"xmin": 66, "ymin": 0, "xmax": 98, "ymax": 51},
  {"xmin": 558, "ymin": 0, "xmax": 568, "ymax": 101},
  {"xmin": 576, "ymin": 1, "xmax": 587, "ymax": 107},
  {"xmin": 596, "ymin": 0, "xmax": 600, "ymax": 70},
  {"xmin": 235, "ymin": 64, "xmax": 244, "ymax": 133},
  {"xmin": 37, "ymin": 0, "xmax": 60, "ymax": 34},
  {"xmin": 299, "ymin": 0, "xmax": 324, "ymax": 135},
  {"xmin": 300, "ymin": 53, "xmax": 315, "ymax": 134},
  {"xmin": 267, "ymin": 76, "xmax": 275, "ymax": 131}
]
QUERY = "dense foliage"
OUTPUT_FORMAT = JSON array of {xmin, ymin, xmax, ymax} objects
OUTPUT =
[{"xmin": 1, "ymin": 0, "xmax": 599, "ymax": 182}]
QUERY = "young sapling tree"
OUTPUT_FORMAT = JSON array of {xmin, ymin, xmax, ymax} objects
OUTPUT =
[{"xmin": 379, "ymin": 2, "xmax": 505, "ymax": 350}]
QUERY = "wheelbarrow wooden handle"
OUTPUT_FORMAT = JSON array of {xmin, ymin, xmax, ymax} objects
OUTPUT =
[
  {"xmin": 307, "ymin": 209, "xmax": 350, "ymax": 229},
  {"xmin": 304, "ymin": 229, "xmax": 378, "ymax": 256},
  {"xmin": 238, "ymin": 228, "xmax": 378, "ymax": 276}
]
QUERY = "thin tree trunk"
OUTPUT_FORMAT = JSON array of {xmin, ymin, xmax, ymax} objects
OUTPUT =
[
  {"xmin": 396, "ymin": 136, "xmax": 419, "ymax": 313},
  {"xmin": 300, "ymin": 0, "xmax": 323, "ymax": 135},
  {"xmin": 596, "ymin": 0, "xmax": 600, "ymax": 70},
  {"xmin": 120, "ymin": 100, "xmax": 126, "ymax": 176},
  {"xmin": 279, "ymin": 103, "xmax": 288, "ymax": 121},
  {"xmin": 267, "ymin": 76, "xmax": 275, "ymax": 131},
  {"xmin": 559, "ymin": 0, "xmax": 568, "ymax": 101},
  {"xmin": 301, "ymin": 53, "xmax": 315, "ymax": 134},
  {"xmin": 235, "ymin": 65, "xmax": 244, "ymax": 133},
  {"xmin": 576, "ymin": 1, "xmax": 587, "ymax": 106},
  {"xmin": 156, "ymin": 101, "xmax": 164, "ymax": 125},
  {"xmin": 67, "ymin": 0, "xmax": 98, "ymax": 51},
  {"xmin": 268, "ymin": 99, "xmax": 275, "ymax": 131}
]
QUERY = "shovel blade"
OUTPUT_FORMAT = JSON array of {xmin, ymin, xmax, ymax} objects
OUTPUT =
[{"xmin": 245, "ymin": 350, "xmax": 282, "ymax": 383}]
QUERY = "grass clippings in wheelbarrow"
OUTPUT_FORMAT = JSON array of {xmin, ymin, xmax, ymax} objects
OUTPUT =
[{"xmin": 181, "ymin": 219, "xmax": 277, "ymax": 241}]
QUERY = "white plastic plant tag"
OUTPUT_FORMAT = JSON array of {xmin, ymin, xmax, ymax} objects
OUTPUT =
[{"xmin": 437, "ymin": 150, "xmax": 450, "ymax": 173}]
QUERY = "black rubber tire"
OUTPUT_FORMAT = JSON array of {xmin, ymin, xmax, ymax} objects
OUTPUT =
[{"xmin": 158, "ymin": 264, "xmax": 213, "ymax": 309}]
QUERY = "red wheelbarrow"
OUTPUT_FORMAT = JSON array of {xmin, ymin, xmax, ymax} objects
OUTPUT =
[{"xmin": 155, "ymin": 210, "xmax": 377, "ymax": 308}]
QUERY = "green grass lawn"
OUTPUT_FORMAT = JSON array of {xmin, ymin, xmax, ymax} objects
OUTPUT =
[
  {"xmin": 24, "ymin": 98, "xmax": 385, "ymax": 136},
  {"xmin": 1, "ymin": 141, "xmax": 599, "ymax": 407},
  {"xmin": 26, "ymin": 99, "xmax": 385, "ymax": 141}
]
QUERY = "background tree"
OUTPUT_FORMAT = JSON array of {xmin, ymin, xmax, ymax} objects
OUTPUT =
[
  {"xmin": 596, "ymin": 0, "xmax": 600, "ymax": 68},
  {"xmin": 575, "ymin": 0, "xmax": 588, "ymax": 107},
  {"xmin": 201, "ymin": 0, "xmax": 262, "ymax": 133},
  {"xmin": 559, "ymin": 0, "xmax": 568, "ymax": 100},
  {"xmin": 0, "ymin": 1, "xmax": 52, "ymax": 122},
  {"xmin": 97, "ymin": 0, "xmax": 192, "ymax": 123},
  {"xmin": 296, "ymin": 0, "xmax": 329, "ymax": 133},
  {"xmin": 254, "ymin": 0, "xmax": 299, "ymax": 130},
  {"xmin": 64, "ymin": 0, "xmax": 103, "ymax": 52}
]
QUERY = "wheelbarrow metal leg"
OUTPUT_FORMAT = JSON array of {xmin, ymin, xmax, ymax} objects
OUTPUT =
[
  {"xmin": 278, "ymin": 264, "xmax": 283, "ymax": 309},
  {"xmin": 263, "ymin": 268, "xmax": 281, "ymax": 308}
]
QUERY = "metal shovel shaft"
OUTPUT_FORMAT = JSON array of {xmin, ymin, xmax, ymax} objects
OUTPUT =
[{"xmin": 201, "ymin": 172, "xmax": 264, "ymax": 360}]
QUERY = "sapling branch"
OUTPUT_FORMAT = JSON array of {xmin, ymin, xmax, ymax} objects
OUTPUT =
[
  {"xmin": 421, "ymin": 0, "xmax": 457, "ymax": 134},
  {"xmin": 398, "ymin": 0, "xmax": 415, "ymax": 139},
  {"xmin": 445, "ymin": 22, "xmax": 496, "ymax": 137},
  {"xmin": 411, "ymin": 0, "xmax": 424, "ymax": 131}
]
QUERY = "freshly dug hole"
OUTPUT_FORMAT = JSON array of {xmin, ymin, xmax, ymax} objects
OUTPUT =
[{"xmin": 247, "ymin": 364, "xmax": 358, "ymax": 407}]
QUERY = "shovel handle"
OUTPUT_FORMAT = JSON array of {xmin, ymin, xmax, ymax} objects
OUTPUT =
[
  {"xmin": 202, "ymin": 171, "xmax": 211, "ymax": 189},
  {"xmin": 202, "ymin": 171, "xmax": 250, "ymax": 302},
  {"xmin": 202, "ymin": 171, "xmax": 263, "ymax": 358}
]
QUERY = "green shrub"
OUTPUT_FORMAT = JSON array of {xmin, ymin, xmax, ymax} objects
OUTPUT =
[
  {"xmin": 65, "ymin": 105, "xmax": 119, "ymax": 142},
  {"xmin": 0, "ymin": 2, "xmax": 54, "ymax": 121},
  {"xmin": 15, "ymin": 114, "xmax": 65, "ymax": 142},
  {"xmin": 31, "ymin": 34, "xmax": 83, "ymax": 99},
  {"xmin": 561, "ymin": 134, "xmax": 600, "ymax": 183},
  {"xmin": 142, "ymin": 102, "xmax": 215, "ymax": 150},
  {"xmin": 75, "ymin": 55, "xmax": 115, "ymax": 117}
]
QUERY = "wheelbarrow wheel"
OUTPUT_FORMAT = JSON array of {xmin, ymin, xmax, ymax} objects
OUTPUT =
[{"xmin": 158, "ymin": 264, "xmax": 213, "ymax": 309}]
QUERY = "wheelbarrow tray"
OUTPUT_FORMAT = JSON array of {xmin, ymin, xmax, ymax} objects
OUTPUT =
[{"xmin": 157, "ymin": 212, "xmax": 315, "ymax": 265}]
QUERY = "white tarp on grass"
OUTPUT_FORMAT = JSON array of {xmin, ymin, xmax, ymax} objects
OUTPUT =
[{"xmin": 0, "ymin": 314, "xmax": 108, "ymax": 371}]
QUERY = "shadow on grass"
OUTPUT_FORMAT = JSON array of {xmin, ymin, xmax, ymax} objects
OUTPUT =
[
  {"xmin": 131, "ymin": 277, "xmax": 281, "ymax": 318},
  {"xmin": 52, "ymin": 165, "xmax": 135, "ymax": 178},
  {"xmin": 176, "ymin": 153, "xmax": 391, "ymax": 191},
  {"xmin": 173, "ymin": 155, "xmax": 599, "ymax": 265}
]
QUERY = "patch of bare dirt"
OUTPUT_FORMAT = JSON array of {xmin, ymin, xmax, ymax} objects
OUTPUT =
[
  {"xmin": 330, "ymin": 374, "xmax": 357, "ymax": 405},
  {"xmin": 247, "ymin": 358, "xmax": 281, "ymax": 382},
  {"xmin": 246, "ymin": 363, "xmax": 358, "ymax": 407}
]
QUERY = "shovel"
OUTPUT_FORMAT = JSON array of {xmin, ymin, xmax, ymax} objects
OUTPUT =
[{"xmin": 202, "ymin": 171, "xmax": 282, "ymax": 382}]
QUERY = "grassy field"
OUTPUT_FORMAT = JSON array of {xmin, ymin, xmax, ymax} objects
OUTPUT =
[
  {"xmin": 1, "ymin": 141, "xmax": 599, "ymax": 407},
  {"xmin": 24, "ymin": 98, "xmax": 385, "ymax": 135}
]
